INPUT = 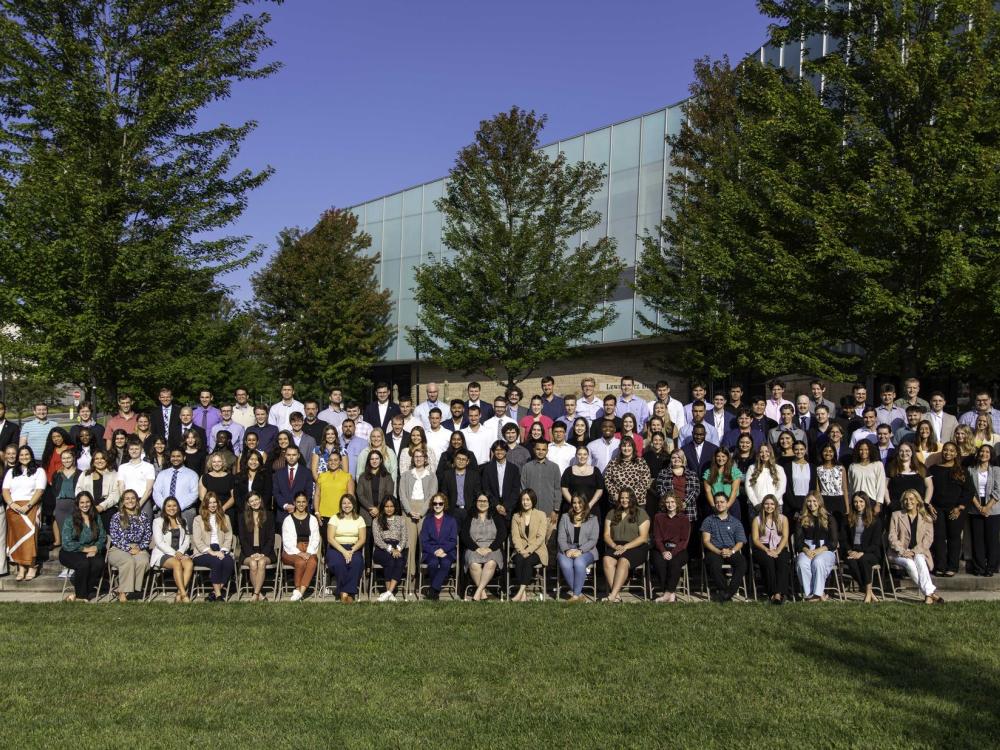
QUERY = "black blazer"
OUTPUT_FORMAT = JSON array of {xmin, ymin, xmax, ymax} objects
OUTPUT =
[
  {"xmin": 782, "ymin": 461, "xmax": 817, "ymax": 507},
  {"xmin": 238, "ymin": 511, "xmax": 276, "ymax": 563},
  {"xmin": 234, "ymin": 471, "xmax": 273, "ymax": 513},
  {"xmin": 796, "ymin": 516, "xmax": 839, "ymax": 553},
  {"xmin": 481, "ymin": 459, "xmax": 521, "ymax": 515},
  {"xmin": 844, "ymin": 516, "xmax": 883, "ymax": 557},
  {"xmin": 385, "ymin": 430, "xmax": 410, "ymax": 459},
  {"xmin": 0, "ymin": 420, "xmax": 20, "ymax": 452},
  {"xmin": 363, "ymin": 400, "xmax": 401, "ymax": 432},
  {"xmin": 460, "ymin": 512, "xmax": 508, "ymax": 552},
  {"xmin": 683, "ymin": 441, "xmax": 717, "ymax": 478},
  {"xmin": 151, "ymin": 402, "xmax": 183, "ymax": 444},
  {"xmin": 172, "ymin": 423, "xmax": 207, "ymax": 451},
  {"xmin": 441, "ymin": 468, "xmax": 482, "ymax": 514}
]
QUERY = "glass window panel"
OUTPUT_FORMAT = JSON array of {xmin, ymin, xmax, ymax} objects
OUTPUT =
[
  {"xmin": 784, "ymin": 40, "xmax": 802, "ymax": 77},
  {"xmin": 382, "ymin": 218, "xmax": 401, "ymax": 261},
  {"xmin": 764, "ymin": 43, "xmax": 782, "ymax": 68},
  {"xmin": 611, "ymin": 119, "xmax": 641, "ymax": 171},
  {"xmin": 640, "ymin": 111, "xmax": 666, "ymax": 165},
  {"xmin": 602, "ymin": 298, "xmax": 634, "ymax": 342},
  {"xmin": 365, "ymin": 199, "xmax": 383, "ymax": 224},
  {"xmin": 402, "ymin": 215, "xmax": 421, "ymax": 255},
  {"xmin": 540, "ymin": 144, "xmax": 558, "ymax": 161},
  {"xmin": 401, "ymin": 256, "xmax": 421, "ymax": 297},
  {"xmin": 804, "ymin": 32, "xmax": 825, "ymax": 61},
  {"xmin": 384, "ymin": 193, "xmax": 402, "ymax": 220},
  {"xmin": 349, "ymin": 205, "xmax": 365, "ymax": 226},
  {"xmin": 365, "ymin": 221, "xmax": 382, "ymax": 258},
  {"xmin": 634, "ymin": 297, "xmax": 657, "ymax": 337},
  {"xmin": 582, "ymin": 128, "xmax": 610, "ymax": 245},
  {"xmin": 423, "ymin": 179, "xmax": 444, "ymax": 206},
  {"xmin": 403, "ymin": 187, "xmax": 422, "ymax": 216},
  {"xmin": 422, "ymin": 209, "xmax": 442, "ymax": 256},
  {"xmin": 382, "ymin": 258, "xmax": 401, "ymax": 296},
  {"xmin": 559, "ymin": 136, "xmax": 583, "ymax": 164}
]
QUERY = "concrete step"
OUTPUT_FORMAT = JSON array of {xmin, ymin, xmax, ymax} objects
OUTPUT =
[{"xmin": 0, "ymin": 559, "xmax": 73, "ymax": 592}]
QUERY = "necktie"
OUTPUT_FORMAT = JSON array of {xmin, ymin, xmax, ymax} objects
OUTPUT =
[
  {"xmin": 288, "ymin": 467, "xmax": 295, "ymax": 485},
  {"xmin": 163, "ymin": 407, "xmax": 170, "ymax": 431},
  {"xmin": 170, "ymin": 468, "xmax": 178, "ymax": 496},
  {"xmin": 802, "ymin": 416, "xmax": 809, "ymax": 431},
  {"xmin": 200, "ymin": 409, "xmax": 207, "ymax": 430}
]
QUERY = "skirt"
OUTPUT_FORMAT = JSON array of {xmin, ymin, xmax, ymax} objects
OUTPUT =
[
  {"xmin": 6, "ymin": 505, "xmax": 40, "ymax": 566},
  {"xmin": 607, "ymin": 543, "xmax": 648, "ymax": 569},
  {"xmin": 463, "ymin": 547, "xmax": 504, "ymax": 571}
]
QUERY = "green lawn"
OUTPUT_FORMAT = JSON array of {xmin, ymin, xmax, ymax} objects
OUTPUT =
[{"xmin": 1, "ymin": 601, "xmax": 997, "ymax": 749}]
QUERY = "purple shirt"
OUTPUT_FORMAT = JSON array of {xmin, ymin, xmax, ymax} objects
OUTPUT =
[{"xmin": 193, "ymin": 405, "xmax": 222, "ymax": 435}]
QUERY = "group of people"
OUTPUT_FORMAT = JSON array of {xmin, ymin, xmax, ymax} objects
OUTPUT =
[{"xmin": 1, "ymin": 374, "xmax": 997, "ymax": 604}]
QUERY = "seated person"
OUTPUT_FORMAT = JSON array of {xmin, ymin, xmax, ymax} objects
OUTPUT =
[
  {"xmin": 238, "ymin": 492, "xmax": 276, "ymax": 601},
  {"xmin": 107, "ymin": 488, "xmax": 152, "ymax": 602},
  {"xmin": 461, "ymin": 493, "xmax": 507, "ymax": 601},
  {"xmin": 601, "ymin": 488, "xmax": 650, "ymax": 603},
  {"xmin": 509, "ymin": 489, "xmax": 547, "ymax": 602},
  {"xmin": 151, "ymin": 496, "xmax": 193, "ymax": 602},
  {"xmin": 651, "ymin": 492, "xmax": 690, "ymax": 603},
  {"xmin": 58, "ymin": 491, "xmax": 106, "ymax": 602},
  {"xmin": 750, "ymin": 494, "xmax": 791, "ymax": 604},
  {"xmin": 419, "ymin": 492, "xmax": 459, "ymax": 600},
  {"xmin": 280, "ymin": 491, "xmax": 320, "ymax": 601},
  {"xmin": 795, "ymin": 493, "xmax": 839, "ymax": 601},
  {"xmin": 191, "ymin": 492, "xmax": 236, "ymax": 602},
  {"xmin": 844, "ymin": 491, "xmax": 883, "ymax": 604},
  {"xmin": 372, "ymin": 495, "xmax": 409, "ymax": 602},
  {"xmin": 701, "ymin": 492, "xmax": 748, "ymax": 603},
  {"xmin": 325, "ymin": 493, "xmax": 366, "ymax": 603},
  {"xmin": 888, "ymin": 488, "xmax": 943, "ymax": 605},
  {"xmin": 557, "ymin": 494, "xmax": 600, "ymax": 602}
]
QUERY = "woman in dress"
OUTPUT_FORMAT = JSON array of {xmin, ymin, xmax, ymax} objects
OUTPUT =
[
  {"xmin": 816, "ymin": 442, "xmax": 850, "ymax": 549},
  {"xmin": 200, "ymin": 452, "xmax": 236, "ymax": 535},
  {"xmin": 461, "ymin": 493, "xmax": 506, "ymax": 601},
  {"xmin": 73, "ymin": 427, "xmax": 96, "ymax": 473},
  {"xmin": 151, "ymin": 497, "xmax": 193, "ymax": 602},
  {"xmin": 927, "ymin": 442, "xmax": 973, "ymax": 576},
  {"xmin": 3, "ymin": 446, "xmax": 47, "ymax": 580},
  {"xmin": 601, "ymin": 487, "xmax": 650, "ymax": 603},
  {"xmin": 238, "ymin": 492, "xmax": 275, "ymax": 601},
  {"xmin": 181, "ymin": 428, "xmax": 207, "ymax": 477},
  {"xmin": 560, "ymin": 446, "xmax": 605, "ymax": 516}
]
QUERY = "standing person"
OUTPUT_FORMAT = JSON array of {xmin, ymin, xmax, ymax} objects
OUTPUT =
[
  {"xmin": 888, "ymin": 489, "xmax": 943, "ymax": 604},
  {"xmin": 364, "ymin": 382, "xmax": 401, "ymax": 433},
  {"xmin": 152, "ymin": 449, "xmax": 200, "ymax": 526},
  {"xmin": 895, "ymin": 377, "xmax": 930, "ymax": 413},
  {"xmin": 926, "ymin": 391, "xmax": 958, "ymax": 445},
  {"xmin": 844, "ymin": 492, "xmax": 883, "ymax": 603},
  {"xmin": 151, "ymin": 388, "xmax": 182, "ymax": 447},
  {"xmin": 355, "ymin": 428, "xmax": 396, "ymax": 481},
  {"xmin": 886, "ymin": 443, "xmax": 932, "ymax": 514},
  {"xmin": 651, "ymin": 493, "xmax": 690, "ymax": 603},
  {"xmin": 310, "ymin": 425, "xmax": 342, "ymax": 479},
  {"xmin": 461, "ymin": 494, "xmax": 506, "ymax": 602},
  {"xmin": 561, "ymin": 446, "xmax": 605, "ymax": 518},
  {"xmin": 200, "ymin": 452, "xmax": 236, "ymax": 535},
  {"xmin": 245, "ymin": 405, "xmax": 278, "ymax": 457},
  {"xmin": 272, "ymin": 445, "xmax": 314, "ymax": 528},
  {"xmin": 538, "ymin": 376, "xmax": 564, "ymax": 422},
  {"xmin": 19, "ymin": 402, "xmax": 56, "ymax": 457},
  {"xmin": 280, "ymin": 492, "xmax": 321, "ymax": 601},
  {"xmin": 745, "ymin": 444, "xmax": 787, "ymax": 515},
  {"xmin": 133, "ymin": 414, "xmax": 154, "ymax": 455},
  {"xmin": 211, "ymin": 405, "xmax": 245, "ymax": 457},
  {"xmin": 193, "ymin": 390, "xmax": 222, "ymax": 436},
  {"xmin": 419, "ymin": 492, "xmax": 458, "ymax": 600},
  {"xmin": 325, "ymin": 494, "xmax": 366, "ymax": 603},
  {"xmin": 506, "ymin": 386, "xmax": 529, "ymax": 424},
  {"xmin": 414, "ymin": 383, "xmax": 447, "ymax": 430},
  {"xmin": 399, "ymin": 427, "xmax": 437, "ymax": 476},
  {"xmin": 117, "ymin": 437, "xmax": 156, "ymax": 517},
  {"xmin": 268, "ymin": 382, "xmax": 305, "ymax": 432},
  {"xmin": 238, "ymin": 493, "xmax": 275, "ymax": 602},
  {"xmin": 520, "ymin": 440, "xmax": 561, "ymax": 535},
  {"xmin": 927, "ymin": 442, "xmax": 973, "ymax": 576},
  {"xmin": 847, "ymin": 441, "xmax": 887, "ymax": 515},
  {"xmin": 58, "ymin": 492, "xmax": 106, "ymax": 601},
  {"xmin": 152, "ymin": 497, "xmax": 194, "ymax": 603},
  {"xmin": 372, "ymin": 496, "xmax": 408, "ymax": 601},
  {"xmin": 764, "ymin": 380, "xmax": 792, "ymax": 423},
  {"xmin": 816, "ymin": 443, "xmax": 851, "ymax": 548},
  {"xmin": 317, "ymin": 387, "xmax": 347, "ymax": 431},
  {"xmin": 959, "ymin": 390, "xmax": 1000, "ymax": 433},
  {"xmin": 875, "ymin": 384, "xmax": 907, "ymax": 432},
  {"xmin": 750, "ymin": 494, "xmax": 790, "ymax": 604},
  {"xmin": 77, "ymin": 449, "xmax": 121, "ymax": 533},
  {"xmin": 587, "ymin": 419, "xmax": 621, "ymax": 473},
  {"xmin": 702, "ymin": 448, "xmax": 743, "ymax": 522},
  {"xmin": 190, "ymin": 493, "xmax": 236, "ymax": 602},
  {"xmin": 509, "ymin": 490, "xmax": 548, "ymax": 602},
  {"xmin": 70, "ymin": 402, "xmax": 105, "ymax": 448},
  {"xmin": 398, "ymin": 448, "xmax": 437, "ymax": 590},
  {"xmin": 795, "ymin": 493, "xmax": 839, "ymax": 602},
  {"xmin": 519, "ymin": 396, "xmax": 553, "ymax": 442},
  {"xmin": 576, "ymin": 377, "xmax": 603, "ymax": 424},
  {"xmin": 968, "ymin": 445, "xmax": 1000, "ymax": 576},
  {"xmin": 0, "ymin": 401, "xmax": 21, "ymax": 451},
  {"xmin": 105, "ymin": 394, "xmax": 138, "ymax": 445},
  {"xmin": 783, "ymin": 441, "xmax": 815, "ymax": 521},
  {"xmin": 287, "ymin": 412, "xmax": 318, "ymax": 461},
  {"xmin": 701, "ymin": 492, "xmax": 748, "ymax": 603},
  {"xmin": 464, "ymin": 381, "xmax": 495, "ymax": 422},
  {"xmin": 4, "ymin": 445, "xmax": 47, "ymax": 580},
  {"xmin": 808, "ymin": 380, "xmax": 837, "ymax": 415},
  {"xmin": 50, "ymin": 449, "xmax": 81, "ymax": 554},
  {"xmin": 460, "ymin": 406, "xmax": 495, "ymax": 466},
  {"xmin": 604, "ymin": 437, "xmax": 652, "ymax": 513},
  {"xmin": 483, "ymin": 441, "xmax": 522, "ymax": 518},
  {"xmin": 439, "ymin": 449, "xmax": 479, "ymax": 523},
  {"xmin": 557, "ymin": 494, "xmax": 599, "ymax": 601},
  {"xmin": 314, "ymin": 452, "xmax": 354, "ymax": 528},
  {"xmin": 231, "ymin": 387, "xmax": 257, "ymax": 429},
  {"xmin": 654, "ymin": 450, "xmax": 700, "ymax": 526},
  {"xmin": 107, "ymin": 489, "xmax": 152, "ymax": 602},
  {"xmin": 355, "ymin": 451, "xmax": 396, "ymax": 534},
  {"xmin": 300, "ymin": 399, "xmax": 328, "ymax": 443}
]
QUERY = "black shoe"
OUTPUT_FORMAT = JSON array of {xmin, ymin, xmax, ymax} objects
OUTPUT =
[
  {"xmin": 426, "ymin": 589, "xmax": 440, "ymax": 601},
  {"xmin": 206, "ymin": 593, "xmax": 217, "ymax": 602},
  {"xmin": 986, "ymin": 571, "xmax": 995, "ymax": 578}
]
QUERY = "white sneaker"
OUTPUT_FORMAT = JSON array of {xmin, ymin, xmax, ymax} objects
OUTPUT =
[
  {"xmin": 289, "ymin": 590, "xmax": 302, "ymax": 602},
  {"xmin": 377, "ymin": 591, "xmax": 393, "ymax": 602},
  {"xmin": 58, "ymin": 568, "xmax": 71, "ymax": 579}
]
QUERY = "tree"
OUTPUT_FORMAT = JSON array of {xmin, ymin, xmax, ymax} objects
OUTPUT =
[
  {"xmin": 406, "ymin": 107, "xmax": 625, "ymax": 389},
  {"xmin": 251, "ymin": 208, "xmax": 393, "ymax": 397},
  {"xmin": 0, "ymin": 0, "xmax": 281, "ymax": 403},
  {"xmin": 639, "ymin": 0, "xmax": 1000, "ymax": 379}
]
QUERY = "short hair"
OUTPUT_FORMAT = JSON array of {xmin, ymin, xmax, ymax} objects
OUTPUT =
[
  {"xmin": 768, "ymin": 379, "xmax": 786, "ymax": 389},
  {"xmin": 281, "ymin": 380, "xmax": 294, "ymax": 388},
  {"xmin": 780, "ymin": 404, "xmax": 794, "ymax": 414},
  {"xmin": 752, "ymin": 396, "xmax": 766, "ymax": 406},
  {"xmin": 905, "ymin": 405, "xmax": 923, "ymax": 414},
  {"xmin": 399, "ymin": 396, "xmax": 412, "ymax": 405},
  {"xmin": 468, "ymin": 381, "xmax": 481, "ymax": 390},
  {"xmin": 254, "ymin": 404, "xmax": 268, "ymax": 414},
  {"xmin": 692, "ymin": 424, "xmax": 707, "ymax": 433},
  {"xmin": 450, "ymin": 398, "xmax": 465, "ymax": 408},
  {"xmin": 737, "ymin": 407, "xmax": 752, "ymax": 417},
  {"xmin": 690, "ymin": 380, "xmax": 707, "ymax": 390},
  {"xmin": 729, "ymin": 383, "xmax": 743, "ymax": 392},
  {"xmin": 303, "ymin": 398, "xmax": 319, "ymax": 409},
  {"xmin": 429, "ymin": 407, "xmax": 442, "ymax": 417},
  {"xmin": 551, "ymin": 422, "xmax": 566, "ymax": 432},
  {"xmin": 655, "ymin": 380, "xmax": 670, "ymax": 389},
  {"xmin": 159, "ymin": 387, "xmax": 173, "ymax": 395},
  {"xmin": 289, "ymin": 411, "xmax": 304, "ymax": 421},
  {"xmin": 880, "ymin": 383, "xmax": 896, "ymax": 394},
  {"xmin": 493, "ymin": 395, "xmax": 507, "ymax": 406},
  {"xmin": 814, "ymin": 404, "xmax": 830, "ymax": 414},
  {"xmin": 541, "ymin": 376, "xmax": 555, "ymax": 386},
  {"xmin": 502, "ymin": 423, "xmax": 519, "ymax": 435},
  {"xmin": 467, "ymin": 404, "xmax": 481, "ymax": 413},
  {"xmin": 390, "ymin": 413, "xmax": 404, "ymax": 423},
  {"xmin": 34, "ymin": 401, "xmax": 47, "ymax": 408},
  {"xmin": 603, "ymin": 394, "xmax": 617, "ymax": 405},
  {"xmin": 863, "ymin": 406, "xmax": 877, "ymax": 416},
  {"xmin": 375, "ymin": 382, "xmax": 389, "ymax": 390},
  {"xmin": 563, "ymin": 393, "xmax": 576, "ymax": 403},
  {"xmin": 580, "ymin": 377, "xmax": 596, "ymax": 387},
  {"xmin": 903, "ymin": 377, "xmax": 920, "ymax": 386},
  {"xmin": 117, "ymin": 393, "xmax": 132, "ymax": 402},
  {"xmin": 506, "ymin": 386, "xmax": 523, "ymax": 398},
  {"xmin": 491, "ymin": 440, "xmax": 508, "ymax": 453},
  {"xmin": 929, "ymin": 390, "xmax": 946, "ymax": 400},
  {"xmin": 345, "ymin": 401, "xmax": 361, "ymax": 410},
  {"xmin": 810, "ymin": 379, "xmax": 826, "ymax": 388},
  {"xmin": 852, "ymin": 382, "xmax": 867, "ymax": 393}
]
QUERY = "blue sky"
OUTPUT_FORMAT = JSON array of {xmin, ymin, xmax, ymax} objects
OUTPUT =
[{"xmin": 213, "ymin": 0, "xmax": 773, "ymax": 297}]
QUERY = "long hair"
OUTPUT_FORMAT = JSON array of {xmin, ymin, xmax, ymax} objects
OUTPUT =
[
  {"xmin": 160, "ymin": 497, "xmax": 187, "ymax": 531},
  {"xmin": 799, "ymin": 493, "xmax": 830, "ymax": 529},
  {"xmin": 754, "ymin": 494, "xmax": 784, "ymax": 539},
  {"xmin": 707, "ymin": 447, "xmax": 735, "ymax": 486},
  {"xmin": 612, "ymin": 436, "xmax": 640, "ymax": 465},
  {"xmin": 900, "ymin": 488, "xmax": 932, "ymax": 520},
  {"xmin": 750, "ymin": 446, "xmax": 779, "ymax": 486},
  {"xmin": 13, "ymin": 446, "xmax": 40, "ymax": 477},
  {"xmin": 376, "ymin": 494, "xmax": 397, "ymax": 531},
  {"xmin": 569, "ymin": 493, "xmax": 591, "ymax": 524},
  {"xmin": 939, "ymin": 441, "xmax": 967, "ymax": 483},
  {"xmin": 199, "ymin": 491, "xmax": 229, "ymax": 533},
  {"xmin": 41, "ymin": 427, "xmax": 72, "ymax": 470},
  {"xmin": 517, "ymin": 488, "xmax": 536, "ymax": 516},
  {"xmin": 238, "ymin": 450, "xmax": 265, "ymax": 479},
  {"xmin": 610, "ymin": 488, "xmax": 639, "ymax": 526},
  {"xmin": 71, "ymin": 491, "xmax": 100, "ymax": 540},
  {"xmin": 914, "ymin": 420, "xmax": 940, "ymax": 453},
  {"xmin": 368, "ymin": 428, "xmax": 391, "ymax": 463},
  {"xmin": 847, "ymin": 491, "xmax": 877, "ymax": 530},
  {"xmin": 109, "ymin": 428, "xmax": 129, "ymax": 465},
  {"xmin": 888, "ymin": 446, "xmax": 925, "ymax": 478},
  {"xmin": 337, "ymin": 493, "xmax": 360, "ymax": 520},
  {"xmin": 953, "ymin": 425, "xmax": 977, "ymax": 456},
  {"xmin": 118, "ymin": 489, "xmax": 141, "ymax": 530},
  {"xmin": 242, "ymin": 492, "xmax": 268, "ymax": 531}
]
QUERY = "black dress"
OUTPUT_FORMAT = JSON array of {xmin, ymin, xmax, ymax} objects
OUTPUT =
[
  {"xmin": 559, "ymin": 466, "xmax": 605, "ymax": 515},
  {"xmin": 202, "ymin": 472, "xmax": 237, "ymax": 531}
]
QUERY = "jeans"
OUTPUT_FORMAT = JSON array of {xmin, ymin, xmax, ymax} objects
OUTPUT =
[{"xmin": 558, "ymin": 551, "xmax": 595, "ymax": 596}]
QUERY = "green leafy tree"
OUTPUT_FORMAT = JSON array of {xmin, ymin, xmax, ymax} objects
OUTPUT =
[
  {"xmin": 251, "ymin": 208, "xmax": 393, "ymax": 396},
  {"xmin": 407, "ymin": 107, "xmax": 625, "ymax": 389},
  {"xmin": 0, "ymin": 0, "xmax": 281, "ymax": 402}
]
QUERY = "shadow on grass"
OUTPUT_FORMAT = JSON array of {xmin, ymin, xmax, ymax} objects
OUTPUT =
[{"xmin": 786, "ymin": 619, "xmax": 1000, "ymax": 747}]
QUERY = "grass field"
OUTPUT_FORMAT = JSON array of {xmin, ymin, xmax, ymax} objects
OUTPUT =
[{"xmin": 2, "ymin": 601, "xmax": 998, "ymax": 749}]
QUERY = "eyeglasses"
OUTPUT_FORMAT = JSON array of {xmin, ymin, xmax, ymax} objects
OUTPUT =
[{"xmin": 432, "ymin": 502, "xmax": 445, "ymax": 508}]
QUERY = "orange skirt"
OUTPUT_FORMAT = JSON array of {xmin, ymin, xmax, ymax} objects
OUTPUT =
[{"xmin": 6, "ymin": 505, "xmax": 39, "ymax": 566}]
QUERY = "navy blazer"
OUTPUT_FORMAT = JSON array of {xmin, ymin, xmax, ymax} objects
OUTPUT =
[
  {"xmin": 272, "ymin": 463, "xmax": 315, "ymax": 520},
  {"xmin": 481, "ymin": 459, "xmax": 522, "ymax": 515},
  {"xmin": 420, "ymin": 513, "xmax": 459, "ymax": 563},
  {"xmin": 363, "ymin": 400, "xmax": 401, "ymax": 433},
  {"xmin": 683, "ymin": 440, "xmax": 717, "ymax": 478}
]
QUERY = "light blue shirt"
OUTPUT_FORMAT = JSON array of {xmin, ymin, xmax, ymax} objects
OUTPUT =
[
  {"xmin": 959, "ymin": 408, "xmax": 1000, "ymax": 433},
  {"xmin": 210, "ymin": 420, "xmax": 245, "ymax": 455},
  {"xmin": 615, "ymin": 396, "xmax": 650, "ymax": 432},
  {"xmin": 587, "ymin": 437, "xmax": 620, "ymax": 472},
  {"xmin": 20, "ymin": 419, "xmax": 55, "ymax": 457},
  {"xmin": 342, "ymin": 435, "xmax": 368, "ymax": 476},
  {"xmin": 678, "ymin": 420, "xmax": 720, "ymax": 447},
  {"xmin": 152, "ymin": 465, "xmax": 200, "ymax": 511}
]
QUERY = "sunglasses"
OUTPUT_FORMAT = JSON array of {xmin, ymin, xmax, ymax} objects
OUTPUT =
[{"xmin": 432, "ymin": 502, "xmax": 445, "ymax": 508}]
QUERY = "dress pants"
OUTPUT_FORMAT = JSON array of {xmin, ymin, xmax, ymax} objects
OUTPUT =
[
  {"xmin": 796, "ymin": 550, "xmax": 836, "ymax": 597},
  {"xmin": 512, "ymin": 552, "xmax": 541, "ymax": 586},
  {"xmin": 373, "ymin": 547, "xmax": 406, "ymax": 584},
  {"xmin": 326, "ymin": 544, "xmax": 364, "ymax": 595},
  {"xmin": 891, "ymin": 552, "xmax": 936, "ymax": 596},
  {"xmin": 844, "ymin": 550, "xmax": 878, "ymax": 588},
  {"xmin": 704, "ymin": 550, "xmax": 747, "ymax": 599},
  {"xmin": 558, "ymin": 551, "xmax": 595, "ymax": 596},
  {"xmin": 281, "ymin": 549, "xmax": 318, "ymax": 589},
  {"xmin": 193, "ymin": 552, "xmax": 235, "ymax": 585},
  {"xmin": 649, "ymin": 549, "xmax": 688, "ymax": 594},
  {"xmin": 423, "ymin": 554, "xmax": 453, "ymax": 592},
  {"xmin": 968, "ymin": 514, "xmax": 1000, "ymax": 574},
  {"xmin": 59, "ymin": 549, "xmax": 105, "ymax": 599},
  {"xmin": 107, "ymin": 547, "xmax": 151, "ymax": 593},
  {"xmin": 752, "ymin": 547, "xmax": 790, "ymax": 597},
  {"xmin": 932, "ymin": 507, "xmax": 966, "ymax": 573}
]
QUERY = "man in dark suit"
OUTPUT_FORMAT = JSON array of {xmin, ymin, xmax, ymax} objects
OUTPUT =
[
  {"xmin": 442, "ymin": 399, "xmax": 469, "ymax": 432},
  {"xmin": 363, "ymin": 382, "xmax": 401, "ymax": 433},
  {"xmin": 465, "ymin": 381, "xmax": 495, "ymax": 422},
  {"xmin": 173, "ymin": 406, "xmax": 207, "ymax": 450},
  {"xmin": 439, "ymin": 450, "xmax": 481, "ymax": 523},
  {"xmin": 0, "ymin": 401, "xmax": 20, "ymax": 451},
  {"xmin": 151, "ymin": 387, "xmax": 183, "ymax": 446},
  {"xmin": 682, "ymin": 424, "xmax": 717, "ymax": 478},
  {"xmin": 272, "ymin": 444, "xmax": 315, "ymax": 526},
  {"xmin": 481, "ymin": 441, "xmax": 521, "ymax": 518},
  {"xmin": 385, "ymin": 414, "xmax": 411, "ymax": 460}
]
